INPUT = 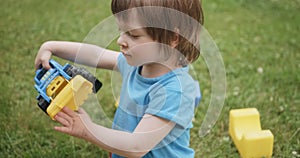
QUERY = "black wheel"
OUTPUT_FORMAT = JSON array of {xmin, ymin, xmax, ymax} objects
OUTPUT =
[
  {"xmin": 37, "ymin": 98, "xmax": 50, "ymax": 114},
  {"xmin": 64, "ymin": 65, "xmax": 102, "ymax": 93}
]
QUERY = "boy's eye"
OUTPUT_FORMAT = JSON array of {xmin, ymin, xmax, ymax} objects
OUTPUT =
[
  {"xmin": 130, "ymin": 35, "xmax": 140, "ymax": 38},
  {"xmin": 126, "ymin": 32, "xmax": 140, "ymax": 39}
]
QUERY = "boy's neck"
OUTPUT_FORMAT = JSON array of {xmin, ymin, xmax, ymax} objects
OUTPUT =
[{"xmin": 140, "ymin": 63, "xmax": 182, "ymax": 78}]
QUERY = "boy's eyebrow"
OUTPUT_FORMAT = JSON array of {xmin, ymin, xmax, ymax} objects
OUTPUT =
[{"xmin": 119, "ymin": 24, "xmax": 136, "ymax": 31}]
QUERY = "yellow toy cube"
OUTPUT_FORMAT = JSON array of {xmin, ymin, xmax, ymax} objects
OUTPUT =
[{"xmin": 229, "ymin": 108, "xmax": 274, "ymax": 158}]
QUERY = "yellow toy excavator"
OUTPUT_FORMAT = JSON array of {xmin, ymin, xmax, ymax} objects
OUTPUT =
[{"xmin": 34, "ymin": 59, "xmax": 102, "ymax": 119}]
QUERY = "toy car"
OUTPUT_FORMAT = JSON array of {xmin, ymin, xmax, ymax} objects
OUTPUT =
[{"xmin": 34, "ymin": 59, "xmax": 102, "ymax": 119}]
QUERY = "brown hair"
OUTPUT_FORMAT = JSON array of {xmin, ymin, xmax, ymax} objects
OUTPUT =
[{"xmin": 111, "ymin": 0, "xmax": 204, "ymax": 65}]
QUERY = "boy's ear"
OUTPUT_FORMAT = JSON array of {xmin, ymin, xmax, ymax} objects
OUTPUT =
[{"xmin": 170, "ymin": 28, "xmax": 180, "ymax": 48}]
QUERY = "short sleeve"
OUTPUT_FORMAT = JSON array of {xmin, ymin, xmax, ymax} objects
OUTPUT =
[
  {"xmin": 145, "ymin": 83, "xmax": 195, "ymax": 128},
  {"xmin": 117, "ymin": 53, "xmax": 132, "ymax": 77}
]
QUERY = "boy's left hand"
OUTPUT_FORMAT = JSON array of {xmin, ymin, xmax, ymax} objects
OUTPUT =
[{"xmin": 54, "ymin": 107, "xmax": 93, "ymax": 139}]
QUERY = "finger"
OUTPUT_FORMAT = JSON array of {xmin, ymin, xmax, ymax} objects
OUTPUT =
[
  {"xmin": 41, "ymin": 56, "xmax": 52, "ymax": 70},
  {"xmin": 34, "ymin": 58, "xmax": 44, "ymax": 70},
  {"xmin": 35, "ymin": 51, "xmax": 52, "ymax": 70},
  {"xmin": 55, "ymin": 112, "xmax": 71, "ymax": 127},
  {"xmin": 62, "ymin": 106, "xmax": 77, "ymax": 118},
  {"xmin": 54, "ymin": 126, "xmax": 71, "ymax": 134},
  {"xmin": 42, "ymin": 62, "xmax": 51, "ymax": 70},
  {"xmin": 34, "ymin": 60, "xmax": 41, "ymax": 70},
  {"xmin": 34, "ymin": 59, "xmax": 51, "ymax": 70}
]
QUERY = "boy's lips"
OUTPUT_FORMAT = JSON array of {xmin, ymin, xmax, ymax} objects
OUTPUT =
[{"xmin": 121, "ymin": 51, "xmax": 131, "ymax": 57}]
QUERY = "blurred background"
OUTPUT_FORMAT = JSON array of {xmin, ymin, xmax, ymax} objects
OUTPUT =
[{"xmin": 0, "ymin": 0, "xmax": 299, "ymax": 157}]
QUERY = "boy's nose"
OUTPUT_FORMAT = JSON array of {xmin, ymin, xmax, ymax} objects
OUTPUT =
[{"xmin": 117, "ymin": 34, "xmax": 128, "ymax": 49}]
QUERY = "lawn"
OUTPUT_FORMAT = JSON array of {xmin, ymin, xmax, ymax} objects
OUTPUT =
[{"xmin": 0, "ymin": 0, "xmax": 299, "ymax": 157}]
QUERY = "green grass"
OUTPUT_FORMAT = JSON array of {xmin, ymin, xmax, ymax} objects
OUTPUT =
[{"xmin": 0, "ymin": 0, "xmax": 299, "ymax": 157}]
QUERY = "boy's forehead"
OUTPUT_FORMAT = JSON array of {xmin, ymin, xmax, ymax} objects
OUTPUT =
[
  {"xmin": 116, "ymin": 17, "xmax": 144, "ymax": 31},
  {"xmin": 114, "ymin": 9, "xmax": 146, "ymax": 31}
]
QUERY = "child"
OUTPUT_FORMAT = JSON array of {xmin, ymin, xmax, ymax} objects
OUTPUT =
[{"xmin": 34, "ymin": 0, "xmax": 204, "ymax": 157}]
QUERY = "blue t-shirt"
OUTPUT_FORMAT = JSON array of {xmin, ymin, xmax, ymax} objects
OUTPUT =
[{"xmin": 112, "ymin": 54, "xmax": 198, "ymax": 158}]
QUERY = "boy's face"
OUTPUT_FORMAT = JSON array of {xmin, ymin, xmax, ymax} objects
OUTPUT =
[{"xmin": 116, "ymin": 18, "xmax": 162, "ymax": 67}]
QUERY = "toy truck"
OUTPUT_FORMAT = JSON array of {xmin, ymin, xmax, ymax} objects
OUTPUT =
[{"xmin": 34, "ymin": 59, "xmax": 102, "ymax": 119}]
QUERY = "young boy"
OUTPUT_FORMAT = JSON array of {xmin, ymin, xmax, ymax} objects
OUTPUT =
[{"xmin": 35, "ymin": 0, "xmax": 204, "ymax": 157}]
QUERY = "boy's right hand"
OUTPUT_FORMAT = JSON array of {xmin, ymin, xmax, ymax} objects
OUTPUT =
[{"xmin": 35, "ymin": 42, "xmax": 53, "ymax": 70}]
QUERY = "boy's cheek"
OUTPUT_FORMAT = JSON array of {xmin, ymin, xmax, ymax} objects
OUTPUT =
[{"xmin": 133, "ymin": 43, "xmax": 161, "ymax": 61}]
